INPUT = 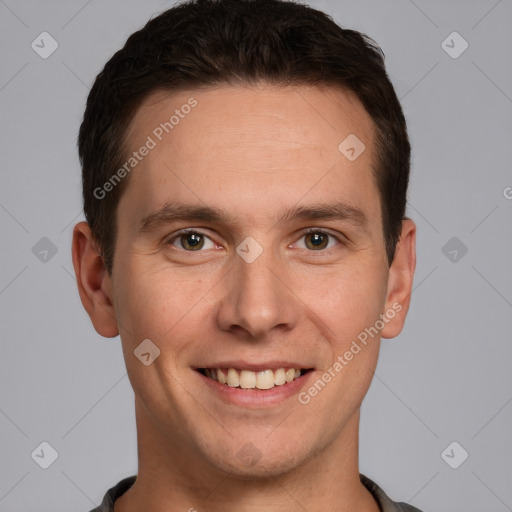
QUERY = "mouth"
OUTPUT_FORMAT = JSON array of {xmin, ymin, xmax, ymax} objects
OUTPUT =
[{"xmin": 197, "ymin": 367, "xmax": 313, "ymax": 390}]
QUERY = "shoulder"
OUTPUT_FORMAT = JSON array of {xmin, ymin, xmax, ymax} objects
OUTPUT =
[
  {"xmin": 360, "ymin": 474, "xmax": 425, "ymax": 512},
  {"xmin": 88, "ymin": 475, "xmax": 137, "ymax": 512}
]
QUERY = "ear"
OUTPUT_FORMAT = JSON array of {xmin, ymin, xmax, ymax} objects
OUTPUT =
[
  {"xmin": 71, "ymin": 221, "xmax": 119, "ymax": 337},
  {"xmin": 381, "ymin": 219, "xmax": 416, "ymax": 339}
]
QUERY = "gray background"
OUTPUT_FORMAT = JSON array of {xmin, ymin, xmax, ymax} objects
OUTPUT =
[{"xmin": 1, "ymin": 0, "xmax": 511, "ymax": 510}]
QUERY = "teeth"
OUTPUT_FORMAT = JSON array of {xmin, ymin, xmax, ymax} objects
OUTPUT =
[
  {"xmin": 217, "ymin": 368, "xmax": 227, "ymax": 384},
  {"xmin": 204, "ymin": 367, "xmax": 304, "ymax": 389},
  {"xmin": 227, "ymin": 368, "xmax": 240, "ymax": 387},
  {"xmin": 274, "ymin": 368, "xmax": 286, "ymax": 386},
  {"xmin": 256, "ymin": 369, "xmax": 275, "ymax": 389},
  {"xmin": 240, "ymin": 370, "xmax": 256, "ymax": 389}
]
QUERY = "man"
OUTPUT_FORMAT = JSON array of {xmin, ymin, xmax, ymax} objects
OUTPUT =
[{"xmin": 72, "ymin": 0, "xmax": 419, "ymax": 510}]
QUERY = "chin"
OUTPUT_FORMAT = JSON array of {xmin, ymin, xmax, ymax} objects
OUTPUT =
[
  {"xmin": 220, "ymin": 454, "xmax": 304, "ymax": 480},
  {"xmin": 199, "ymin": 436, "xmax": 315, "ymax": 480}
]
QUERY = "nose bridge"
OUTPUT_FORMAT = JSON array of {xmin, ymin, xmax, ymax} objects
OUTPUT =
[{"xmin": 216, "ymin": 240, "xmax": 297, "ymax": 337}]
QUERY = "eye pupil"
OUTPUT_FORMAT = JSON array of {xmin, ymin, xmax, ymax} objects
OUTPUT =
[
  {"xmin": 182, "ymin": 232, "xmax": 204, "ymax": 250},
  {"xmin": 306, "ymin": 232, "xmax": 328, "ymax": 250}
]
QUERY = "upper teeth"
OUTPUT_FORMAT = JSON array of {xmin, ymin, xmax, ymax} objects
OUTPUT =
[{"xmin": 205, "ymin": 368, "xmax": 302, "ymax": 390}]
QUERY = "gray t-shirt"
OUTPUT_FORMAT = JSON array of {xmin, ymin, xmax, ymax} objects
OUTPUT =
[{"xmin": 89, "ymin": 474, "xmax": 424, "ymax": 511}]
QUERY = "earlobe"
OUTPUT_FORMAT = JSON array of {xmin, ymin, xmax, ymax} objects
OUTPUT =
[
  {"xmin": 71, "ymin": 221, "xmax": 119, "ymax": 338},
  {"xmin": 381, "ymin": 219, "xmax": 416, "ymax": 339}
]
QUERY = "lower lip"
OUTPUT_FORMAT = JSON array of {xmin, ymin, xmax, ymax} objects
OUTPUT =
[{"xmin": 198, "ymin": 371, "xmax": 313, "ymax": 407}]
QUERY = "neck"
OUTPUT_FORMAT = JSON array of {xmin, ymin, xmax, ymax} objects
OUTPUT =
[{"xmin": 115, "ymin": 399, "xmax": 379, "ymax": 512}]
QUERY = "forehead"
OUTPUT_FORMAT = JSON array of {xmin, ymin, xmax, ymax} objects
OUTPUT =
[
  {"xmin": 128, "ymin": 83, "xmax": 375, "ymax": 158},
  {"xmin": 119, "ymin": 83, "xmax": 380, "ymax": 228}
]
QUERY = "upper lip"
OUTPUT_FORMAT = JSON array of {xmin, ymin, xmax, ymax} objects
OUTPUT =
[{"xmin": 195, "ymin": 360, "xmax": 312, "ymax": 372}]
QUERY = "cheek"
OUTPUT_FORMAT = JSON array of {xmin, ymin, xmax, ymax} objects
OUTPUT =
[
  {"xmin": 295, "ymin": 262, "xmax": 388, "ymax": 342},
  {"xmin": 295, "ymin": 265, "xmax": 387, "ymax": 425},
  {"xmin": 113, "ymin": 259, "xmax": 217, "ymax": 349},
  {"xmin": 112, "ymin": 263, "xmax": 209, "ymax": 411}
]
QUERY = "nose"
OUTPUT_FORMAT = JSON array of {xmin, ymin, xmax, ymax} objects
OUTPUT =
[{"xmin": 215, "ymin": 245, "xmax": 299, "ymax": 339}]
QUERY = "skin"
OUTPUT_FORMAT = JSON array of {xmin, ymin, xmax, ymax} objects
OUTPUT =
[{"xmin": 72, "ymin": 84, "xmax": 416, "ymax": 512}]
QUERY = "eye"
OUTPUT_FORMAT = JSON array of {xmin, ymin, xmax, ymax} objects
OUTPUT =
[
  {"xmin": 168, "ymin": 229, "xmax": 217, "ymax": 251},
  {"xmin": 295, "ymin": 230, "xmax": 340, "ymax": 251}
]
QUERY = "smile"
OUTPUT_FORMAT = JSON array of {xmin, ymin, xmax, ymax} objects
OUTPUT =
[{"xmin": 198, "ymin": 367, "xmax": 311, "ymax": 390}]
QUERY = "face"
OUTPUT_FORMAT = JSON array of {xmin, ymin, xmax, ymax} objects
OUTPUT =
[{"xmin": 75, "ymin": 84, "xmax": 415, "ymax": 479}]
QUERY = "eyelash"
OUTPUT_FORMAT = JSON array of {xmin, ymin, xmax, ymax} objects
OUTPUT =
[{"xmin": 166, "ymin": 228, "xmax": 345, "ymax": 252}]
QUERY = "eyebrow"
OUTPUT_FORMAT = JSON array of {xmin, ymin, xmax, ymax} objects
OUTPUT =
[
  {"xmin": 139, "ymin": 203, "xmax": 224, "ymax": 232},
  {"xmin": 279, "ymin": 203, "xmax": 368, "ymax": 230},
  {"xmin": 138, "ymin": 201, "xmax": 369, "ymax": 233}
]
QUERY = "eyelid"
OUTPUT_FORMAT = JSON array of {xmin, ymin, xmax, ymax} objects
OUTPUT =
[
  {"xmin": 165, "ymin": 228, "xmax": 219, "ymax": 250},
  {"xmin": 291, "ymin": 228, "xmax": 346, "ymax": 250},
  {"xmin": 164, "ymin": 227, "xmax": 348, "ymax": 251},
  {"xmin": 302, "ymin": 227, "xmax": 346, "ymax": 239},
  {"xmin": 300, "ymin": 227, "xmax": 348, "ymax": 243}
]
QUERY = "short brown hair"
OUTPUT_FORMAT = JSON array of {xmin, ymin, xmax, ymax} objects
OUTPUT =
[{"xmin": 78, "ymin": 0, "xmax": 410, "ymax": 273}]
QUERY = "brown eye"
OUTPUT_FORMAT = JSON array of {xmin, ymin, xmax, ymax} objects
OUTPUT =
[
  {"xmin": 304, "ymin": 231, "xmax": 329, "ymax": 250},
  {"xmin": 167, "ymin": 229, "xmax": 220, "ymax": 255},
  {"xmin": 179, "ymin": 232, "xmax": 204, "ymax": 250},
  {"xmin": 168, "ymin": 230, "xmax": 213, "ymax": 251}
]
